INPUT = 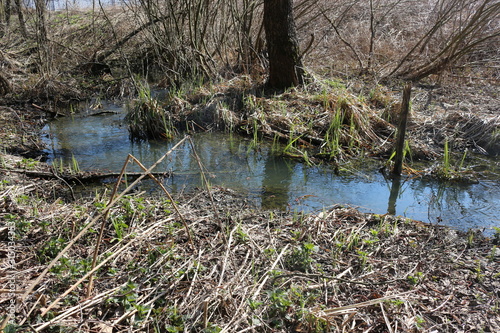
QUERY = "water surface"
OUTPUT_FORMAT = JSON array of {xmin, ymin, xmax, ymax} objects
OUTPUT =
[{"xmin": 41, "ymin": 104, "xmax": 500, "ymax": 235}]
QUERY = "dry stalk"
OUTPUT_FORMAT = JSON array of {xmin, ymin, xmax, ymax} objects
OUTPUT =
[
  {"xmin": 316, "ymin": 291, "xmax": 413, "ymax": 318},
  {"xmin": 217, "ymin": 232, "xmax": 233, "ymax": 287},
  {"xmin": 188, "ymin": 136, "xmax": 222, "ymax": 227},
  {"xmin": 86, "ymin": 136, "xmax": 192, "ymax": 298},
  {"xmin": 35, "ymin": 288, "xmax": 121, "ymax": 332},
  {"xmin": 87, "ymin": 150, "xmax": 131, "ymax": 299},
  {"xmin": 252, "ymin": 244, "xmax": 289, "ymax": 300},
  {"xmin": 179, "ymin": 250, "xmax": 204, "ymax": 309},
  {"xmin": 380, "ymin": 302, "xmax": 395, "ymax": 333},
  {"xmin": 127, "ymin": 153, "xmax": 194, "ymax": 246}
]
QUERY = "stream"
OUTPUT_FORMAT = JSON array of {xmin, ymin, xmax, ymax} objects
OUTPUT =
[{"xmin": 41, "ymin": 101, "xmax": 500, "ymax": 235}]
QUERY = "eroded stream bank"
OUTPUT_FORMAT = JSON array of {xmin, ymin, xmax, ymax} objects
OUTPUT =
[{"xmin": 41, "ymin": 104, "xmax": 500, "ymax": 234}]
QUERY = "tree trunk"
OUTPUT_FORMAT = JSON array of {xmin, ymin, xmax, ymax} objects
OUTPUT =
[
  {"xmin": 35, "ymin": 0, "xmax": 50, "ymax": 74},
  {"xmin": 263, "ymin": 0, "xmax": 304, "ymax": 89},
  {"xmin": 14, "ymin": 0, "xmax": 26, "ymax": 37},
  {"xmin": 392, "ymin": 83, "xmax": 412, "ymax": 176},
  {"xmin": 35, "ymin": 0, "xmax": 47, "ymax": 42},
  {"xmin": 1, "ymin": 0, "xmax": 12, "ymax": 37}
]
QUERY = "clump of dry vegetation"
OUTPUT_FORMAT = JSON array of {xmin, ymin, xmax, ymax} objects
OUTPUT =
[{"xmin": 125, "ymin": 80, "xmax": 178, "ymax": 140}]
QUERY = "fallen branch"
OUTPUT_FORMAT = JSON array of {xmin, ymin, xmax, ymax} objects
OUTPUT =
[{"xmin": 4, "ymin": 168, "xmax": 172, "ymax": 182}]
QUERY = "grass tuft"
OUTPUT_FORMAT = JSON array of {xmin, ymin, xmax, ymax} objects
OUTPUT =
[{"xmin": 125, "ymin": 81, "xmax": 176, "ymax": 141}]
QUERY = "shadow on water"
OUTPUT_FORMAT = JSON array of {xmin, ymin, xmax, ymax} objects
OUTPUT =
[
  {"xmin": 388, "ymin": 175, "xmax": 402, "ymax": 216},
  {"xmin": 261, "ymin": 154, "xmax": 293, "ymax": 210},
  {"xmin": 41, "ymin": 104, "xmax": 500, "ymax": 235}
]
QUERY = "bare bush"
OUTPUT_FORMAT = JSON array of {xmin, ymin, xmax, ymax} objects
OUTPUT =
[
  {"xmin": 117, "ymin": 0, "xmax": 266, "ymax": 84},
  {"xmin": 305, "ymin": 0, "xmax": 499, "ymax": 81},
  {"xmin": 3, "ymin": 0, "xmax": 497, "ymax": 89},
  {"xmin": 388, "ymin": 0, "xmax": 500, "ymax": 80}
]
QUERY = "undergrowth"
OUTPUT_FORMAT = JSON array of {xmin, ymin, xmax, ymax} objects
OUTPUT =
[{"xmin": 2, "ymin": 184, "xmax": 498, "ymax": 332}]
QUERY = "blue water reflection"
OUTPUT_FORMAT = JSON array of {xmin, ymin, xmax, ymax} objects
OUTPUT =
[{"xmin": 41, "ymin": 105, "xmax": 500, "ymax": 234}]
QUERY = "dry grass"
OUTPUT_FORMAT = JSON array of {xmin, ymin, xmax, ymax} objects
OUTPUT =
[{"xmin": 0, "ymin": 95, "xmax": 498, "ymax": 332}]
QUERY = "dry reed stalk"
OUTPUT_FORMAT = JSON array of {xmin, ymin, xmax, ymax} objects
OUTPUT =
[
  {"xmin": 35, "ymin": 288, "xmax": 121, "ymax": 332},
  {"xmin": 188, "ymin": 136, "xmax": 222, "ymax": 226},
  {"xmin": 19, "ymin": 137, "xmax": 189, "ymax": 317},
  {"xmin": 86, "ymin": 136, "xmax": 192, "ymax": 297},
  {"xmin": 87, "ymin": 148, "xmax": 132, "ymax": 298},
  {"xmin": 315, "ymin": 291, "xmax": 413, "ymax": 317},
  {"xmin": 127, "ymin": 154, "xmax": 194, "ymax": 246},
  {"xmin": 178, "ymin": 250, "xmax": 205, "ymax": 309},
  {"xmin": 252, "ymin": 244, "xmax": 289, "ymax": 300},
  {"xmin": 380, "ymin": 302, "xmax": 395, "ymax": 333}
]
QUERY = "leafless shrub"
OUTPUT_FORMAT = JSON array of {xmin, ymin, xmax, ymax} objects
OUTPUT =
[
  {"xmin": 304, "ymin": 0, "xmax": 499, "ymax": 81},
  {"xmin": 5, "ymin": 0, "xmax": 497, "ymax": 89},
  {"xmin": 118, "ymin": 0, "xmax": 266, "ymax": 85},
  {"xmin": 388, "ymin": 0, "xmax": 500, "ymax": 81}
]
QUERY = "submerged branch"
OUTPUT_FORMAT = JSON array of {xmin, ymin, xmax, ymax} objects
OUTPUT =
[{"xmin": 6, "ymin": 168, "xmax": 172, "ymax": 182}]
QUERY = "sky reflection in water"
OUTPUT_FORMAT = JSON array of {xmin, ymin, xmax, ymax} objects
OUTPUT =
[{"xmin": 41, "ymin": 106, "xmax": 500, "ymax": 235}]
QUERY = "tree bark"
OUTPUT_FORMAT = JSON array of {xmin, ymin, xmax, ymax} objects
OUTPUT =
[
  {"xmin": 34, "ymin": 0, "xmax": 50, "ymax": 73},
  {"xmin": 34, "ymin": 0, "xmax": 47, "ymax": 42},
  {"xmin": 13, "ymin": 0, "xmax": 26, "ymax": 37},
  {"xmin": 1, "ymin": 0, "xmax": 11, "ymax": 37},
  {"xmin": 263, "ymin": 0, "xmax": 304, "ymax": 89}
]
